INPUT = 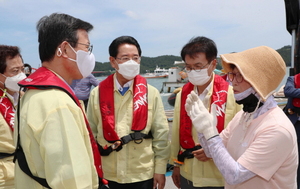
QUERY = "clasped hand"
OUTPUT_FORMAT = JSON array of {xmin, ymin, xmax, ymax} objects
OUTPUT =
[{"xmin": 185, "ymin": 91, "xmax": 218, "ymax": 140}]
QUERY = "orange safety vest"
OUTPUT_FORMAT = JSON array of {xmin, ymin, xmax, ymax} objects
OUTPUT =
[
  {"xmin": 180, "ymin": 75, "xmax": 228, "ymax": 149},
  {"xmin": 99, "ymin": 74, "xmax": 148, "ymax": 143}
]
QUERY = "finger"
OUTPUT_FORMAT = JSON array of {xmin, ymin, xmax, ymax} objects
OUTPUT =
[
  {"xmin": 194, "ymin": 154, "xmax": 209, "ymax": 161},
  {"xmin": 198, "ymin": 156, "xmax": 211, "ymax": 162},
  {"xmin": 186, "ymin": 96, "xmax": 193, "ymax": 106},
  {"xmin": 185, "ymin": 104, "xmax": 192, "ymax": 116},
  {"xmin": 190, "ymin": 103, "xmax": 198, "ymax": 118},
  {"xmin": 158, "ymin": 183, "xmax": 165, "ymax": 189},
  {"xmin": 153, "ymin": 180, "xmax": 157, "ymax": 189},
  {"xmin": 171, "ymin": 174, "xmax": 180, "ymax": 188},
  {"xmin": 193, "ymin": 100, "xmax": 202, "ymax": 115},
  {"xmin": 185, "ymin": 97, "xmax": 193, "ymax": 113},
  {"xmin": 191, "ymin": 148, "xmax": 202, "ymax": 153},
  {"xmin": 190, "ymin": 90, "xmax": 199, "ymax": 101}
]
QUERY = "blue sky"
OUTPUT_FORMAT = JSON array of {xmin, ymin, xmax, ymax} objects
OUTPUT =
[{"xmin": 0, "ymin": 0, "xmax": 291, "ymax": 69}]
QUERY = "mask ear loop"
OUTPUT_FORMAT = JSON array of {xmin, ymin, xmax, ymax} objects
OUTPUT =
[
  {"xmin": 114, "ymin": 60, "xmax": 120, "ymax": 71},
  {"xmin": 57, "ymin": 48, "xmax": 62, "ymax": 57}
]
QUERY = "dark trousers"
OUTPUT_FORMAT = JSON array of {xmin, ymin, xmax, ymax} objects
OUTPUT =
[
  {"xmin": 83, "ymin": 99, "xmax": 89, "ymax": 111},
  {"xmin": 180, "ymin": 175, "xmax": 224, "ymax": 189},
  {"xmin": 104, "ymin": 178, "xmax": 153, "ymax": 189}
]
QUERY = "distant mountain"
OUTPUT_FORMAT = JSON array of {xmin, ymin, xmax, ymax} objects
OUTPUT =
[
  {"xmin": 93, "ymin": 55, "xmax": 182, "ymax": 76},
  {"xmin": 93, "ymin": 45, "xmax": 292, "ymax": 76},
  {"xmin": 277, "ymin": 45, "xmax": 291, "ymax": 66}
]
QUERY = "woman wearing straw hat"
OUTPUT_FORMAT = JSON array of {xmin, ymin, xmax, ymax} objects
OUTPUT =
[{"xmin": 185, "ymin": 46, "xmax": 298, "ymax": 189}]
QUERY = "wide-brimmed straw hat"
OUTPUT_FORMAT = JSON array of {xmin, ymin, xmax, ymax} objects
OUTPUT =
[{"xmin": 221, "ymin": 46, "xmax": 286, "ymax": 102}]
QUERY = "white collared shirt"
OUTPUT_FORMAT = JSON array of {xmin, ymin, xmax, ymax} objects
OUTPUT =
[
  {"xmin": 116, "ymin": 79, "xmax": 133, "ymax": 93},
  {"xmin": 197, "ymin": 81, "xmax": 213, "ymax": 108}
]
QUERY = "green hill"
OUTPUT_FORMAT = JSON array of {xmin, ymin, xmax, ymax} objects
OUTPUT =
[
  {"xmin": 93, "ymin": 45, "xmax": 292, "ymax": 76},
  {"xmin": 277, "ymin": 45, "xmax": 291, "ymax": 66}
]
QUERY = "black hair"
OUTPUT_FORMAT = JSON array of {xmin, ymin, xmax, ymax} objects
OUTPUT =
[
  {"xmin": 108, "ymin": 36, "xmax": 142, "ymax": 58},
  {"xmin": 181, "ymin": 36, "xmax": 217, "ymax": 62},
  {"xmin": 36, "ymin": 13, "xmax": 93, "ymax": 62}
]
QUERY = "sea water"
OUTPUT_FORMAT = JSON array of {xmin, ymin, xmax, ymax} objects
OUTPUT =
[
  {"xmin": 96, "ymin": 67, "xmax": 291, "ymax": 111},
  {"xmin": 96, "ymin": 76, "xmax": 174, "ymax": 110}
]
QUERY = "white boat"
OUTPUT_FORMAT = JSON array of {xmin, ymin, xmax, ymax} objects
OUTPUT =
[
  {"xmin": 143, "ymin": 66, "xmax": 169, "ymax": 78},
  {"xmin": 160, "ymin": 61, "xmax": 187, "ymax": 93}
]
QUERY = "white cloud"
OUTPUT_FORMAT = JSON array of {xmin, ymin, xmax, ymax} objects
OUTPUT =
[
  {"xmin": 124, "ymin": 10, "xmax": 139, "ymax": 20},
  {"xmin": 0, "ymin": 0, "xmax": 292, "ymax": 68}
]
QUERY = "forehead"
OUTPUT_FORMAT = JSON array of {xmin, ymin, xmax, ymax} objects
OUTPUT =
[
  {"xmin": 5, "ymin": 56, "xmax": 23, "ymax": 70},
  {"xmin": 185, "ymin": 52, "xmax": 208, "ymax": 64},
  {"xmin": 117, "ymin": 44, "xmax": 139, "ymax": 56}
]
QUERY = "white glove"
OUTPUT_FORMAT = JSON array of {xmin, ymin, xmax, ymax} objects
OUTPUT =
[{"xmin": 185, "ymin": 91, "xmax": 218, "ymax": 140}]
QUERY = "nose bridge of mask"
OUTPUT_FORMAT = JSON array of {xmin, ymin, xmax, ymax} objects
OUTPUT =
[
  {"xmin": 118, "ymin": 60, "xmax": 139, "ymax": 70},
  {"xmin": 11, "ymin": 72, "xmax": 26, "ymax": 80},
  {"xmin": 127, "ymin": 59, "xmax": 139, "ymax": 64},
  {"xmin": 119, "ymin": 59, "xmax": 138, "ymax": 67}
]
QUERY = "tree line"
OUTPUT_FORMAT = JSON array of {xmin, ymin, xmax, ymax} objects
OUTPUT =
[{"xmin": 93, "ymin": 45, "xmax": 292, "ymax": 77}]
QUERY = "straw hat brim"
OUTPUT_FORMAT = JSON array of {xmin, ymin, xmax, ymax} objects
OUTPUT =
[{"xmin": 221, "ymin": 46, "xmax": 286, "ymax": 101}]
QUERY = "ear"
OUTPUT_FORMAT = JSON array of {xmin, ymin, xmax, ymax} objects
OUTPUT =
[
  {"xmin": 59, "ymin": 41, "xmax": 70, "ymax": 58},
  {"xmin": 211, "ymin": 58, "xmax": 217, "ymax": 68},
  {"xmin": 109, "ymin": 56, "xmax": 118, "ymax": 70}
]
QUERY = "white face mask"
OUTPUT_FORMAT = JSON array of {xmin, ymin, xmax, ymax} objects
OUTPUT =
[
  {"xmin": 2, "ymin": 72, "xmax": 26, "ymax": 92},
  {"xmin": 234, "ymin": 87, "xmax": 256, "ymax": 101},
  {"xmin": 117, "ymin": 59, "xmax": 140, "ymax": 80},
  {"xmin": 187, "ymin": 65, "xmax": 212, "ymax": 86},
  {"xmin": 68, "ymin": 44, "xmax": 95, "ymax": 78}
]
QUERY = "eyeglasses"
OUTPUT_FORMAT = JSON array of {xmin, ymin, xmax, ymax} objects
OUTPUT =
[
  {"xmin": 76, "ymin": 42, "xmax": 93, "ymax": 54},
  {"xmin": 184, "ymin": 62, "xmax": 210, "ymax": 73},
  {"xmin": 227, "ymin": 72, "xmax": 244, "ymax": 83},
  {"xmin": 116, "ymin": 56, "xmax": 141, "ymax": 63}
]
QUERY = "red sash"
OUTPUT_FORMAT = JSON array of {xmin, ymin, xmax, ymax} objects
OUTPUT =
[
  {"xmin": 293, "ymin": 74, "xmax": 300, "ymax": 107},
  {"xmin": 180, "ymin": 75, "xmax": 228, "ymax": 149},
  {"xmin": 0, "ymin": 89, "xmax": 15, "ymax": 131},
  {"xmin": 99, "ymin": 74, "xmax": 148, "ymax": 142},
  {"xmin": 18, "ymin": 67, "xmax": 104, "ymax": 179}
]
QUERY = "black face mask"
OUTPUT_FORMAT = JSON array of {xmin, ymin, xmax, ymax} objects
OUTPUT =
[{"xmin": 236, "ymin": 93, "xmax": 263, "ymax": 113}]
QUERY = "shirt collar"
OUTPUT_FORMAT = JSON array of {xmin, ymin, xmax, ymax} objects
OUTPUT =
[
  {"xmin": 4, "ymin": 90, "xmax": 18, "ymax": 107},
  {"xmin": 115, "ymin": 77, "xmax": 133, "ymax": 92},
  {"xmin": 197, "ymin": 80, "xmax": 213, "ymax": 100}
]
